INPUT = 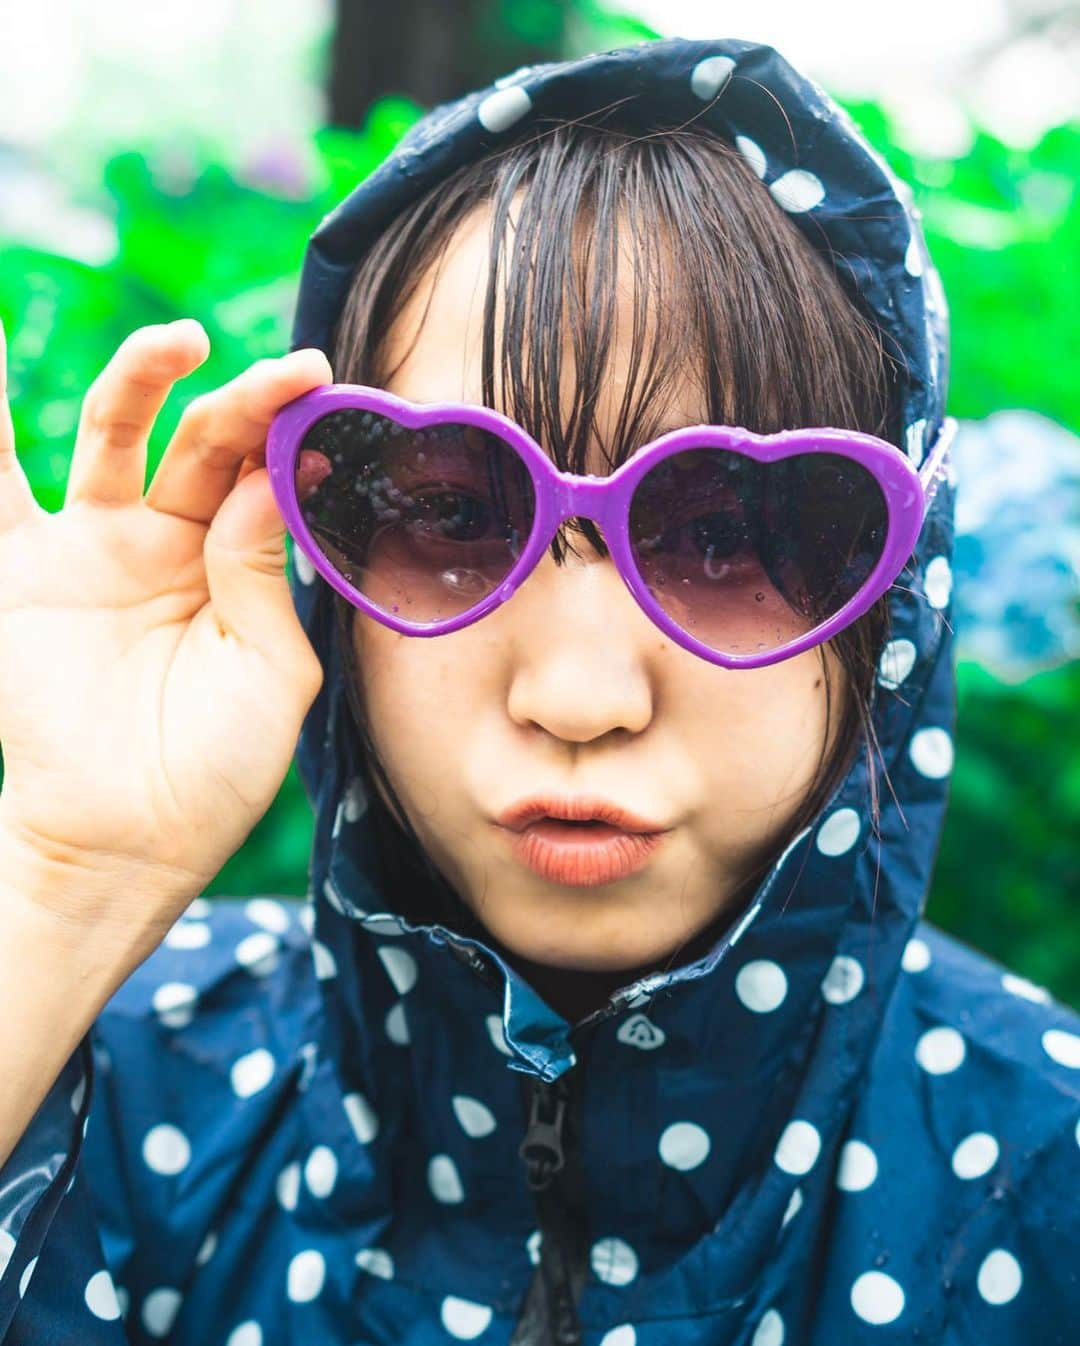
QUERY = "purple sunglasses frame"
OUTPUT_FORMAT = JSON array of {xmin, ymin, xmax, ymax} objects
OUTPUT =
[{"xmin": 266, "ymin": 385, "xmax": 956, "ymax": 671}]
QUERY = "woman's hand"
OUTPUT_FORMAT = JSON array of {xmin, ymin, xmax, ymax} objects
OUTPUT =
[{"xmin": 0, "ymin": 317, "xmax": 330, "ymax": 950}]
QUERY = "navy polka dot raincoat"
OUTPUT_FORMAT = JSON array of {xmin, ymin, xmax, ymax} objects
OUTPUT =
[{"xmin": 2, "ymin": 35, "xmax": 1078, "ymax": 1346}]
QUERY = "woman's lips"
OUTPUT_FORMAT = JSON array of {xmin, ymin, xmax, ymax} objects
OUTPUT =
[{"xmin": 503, "ymin": 819, "xmax": 666, "ymax": 887}]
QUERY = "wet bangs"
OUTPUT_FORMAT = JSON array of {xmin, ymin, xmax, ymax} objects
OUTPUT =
[{"xmin": 332, "ymin": 116, "xmax": 901, "ymax": 559}]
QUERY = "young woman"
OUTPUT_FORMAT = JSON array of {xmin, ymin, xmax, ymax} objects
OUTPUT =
[{"xmin": 0, "ymin": 35, "xmax": 1076, "ymax": 1346}]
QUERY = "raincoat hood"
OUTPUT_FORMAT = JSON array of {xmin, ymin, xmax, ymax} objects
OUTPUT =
[
  {"xmin": 289, "ymin": 34, "xmax": 953, "ymax": 1069},
  {"xmin": 284, "ymin": 30, "xmax": 961, "ymax": 1327}
]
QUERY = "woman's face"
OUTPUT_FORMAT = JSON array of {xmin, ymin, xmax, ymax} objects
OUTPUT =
[{"xmin": 349, "ymin": 202, "xmax": 846, "ymax": 983}]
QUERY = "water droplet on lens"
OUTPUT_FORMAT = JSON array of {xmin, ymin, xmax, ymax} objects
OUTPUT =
[{"xmin": 440, "ymin": 567, "xmax": 490, "ymax": 597}]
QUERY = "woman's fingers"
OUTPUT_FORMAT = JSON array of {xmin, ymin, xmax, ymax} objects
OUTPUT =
[
  {"xmin": 144, "ymin": 348, "xmax": 332, "ymax": 527},
  {"xmin": 203, "ymin": 465, "xmax": 323, "ymax": 685},
  {"xmin": 65, "ymin": 321, "xmax": 211, "ymax": 509},
  {"xmin": 0, "ymin": 318, "xmax": 39, "ymax": 533},
  {"xmin": 66, "ymin": 321, "xmax": 211, "ymax": 508}
]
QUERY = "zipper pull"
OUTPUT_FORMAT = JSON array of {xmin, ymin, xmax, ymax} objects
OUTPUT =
[{"xmin": 518, "ymin": 1078, "xmax": 568, "ymax": 1191}]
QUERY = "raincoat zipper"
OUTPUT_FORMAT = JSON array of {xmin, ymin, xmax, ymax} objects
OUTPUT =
[{"xmin": 510, "ymin": 1070, "xmax": 590, "ymax": 1346}]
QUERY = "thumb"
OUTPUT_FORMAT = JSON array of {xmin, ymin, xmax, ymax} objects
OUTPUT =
[{"xmin": 203, "ymin": 466, "xmax": 320, "ymax": 679}]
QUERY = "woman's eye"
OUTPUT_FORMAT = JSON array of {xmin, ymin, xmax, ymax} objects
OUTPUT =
[
  {"xmin": 408, "ymin": 490, "xmax": 495, "ymax": 542},
  {"xmin": 642, "ymin": 510, "xmax": 753, "ymax": 560},
  {"xmin": 690, "ymin": 511, "xmax": 753, "ymax": 558}
]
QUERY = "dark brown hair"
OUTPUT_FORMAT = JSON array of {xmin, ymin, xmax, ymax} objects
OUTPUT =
[{"xmin": 326, "ymin": 115, "xmax": 897, "ymax": 966}]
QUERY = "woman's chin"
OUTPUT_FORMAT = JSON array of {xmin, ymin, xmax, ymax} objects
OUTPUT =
[{"xmin": 478, "ymin": 909, "xmax": 696, "ymax": 978}]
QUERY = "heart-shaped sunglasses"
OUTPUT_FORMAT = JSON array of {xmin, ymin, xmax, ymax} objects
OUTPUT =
[{"xmin": 266, "ymin": 386, "xmax": 955, "ymax": 670}]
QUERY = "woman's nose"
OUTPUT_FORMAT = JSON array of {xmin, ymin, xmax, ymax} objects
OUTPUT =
[{"xmin": 504, "ymin": 549, "xmax": 655, "ymax": 744}]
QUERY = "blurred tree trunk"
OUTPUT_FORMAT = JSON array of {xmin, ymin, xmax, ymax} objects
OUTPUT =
[{"xmin": 328, "ymin": 0, "xmax": 568, "ymax": 128}]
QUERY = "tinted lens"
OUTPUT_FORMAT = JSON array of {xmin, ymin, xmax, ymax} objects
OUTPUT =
[
  {"xmin": 628, "ymin": 448, "xmax": 888, "ymax": 656},
  {"xmin": 294, "ymin": 408, "xmax": 535, "ymax": 624}
]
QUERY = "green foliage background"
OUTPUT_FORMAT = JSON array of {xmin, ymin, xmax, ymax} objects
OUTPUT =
[{"xmin": 1, "ymin": 44, "xmax": 1077, "ymax": 1007}]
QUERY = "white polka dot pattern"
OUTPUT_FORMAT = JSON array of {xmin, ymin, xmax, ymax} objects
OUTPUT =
[
  {"xmin": 85, "ymin": 1270, "xmax": 122, "ymax": 1321},
  {"xmin": 1001, "ymin": 972, "xmax": 1050, "ymax": 1004},
  {"xmin": 312, "ymin": 939, "xmax": 337, "ymax": 980},
  {"xmin": 977, "ymin": 1249, "xmax": 1023, "ymax": 1304},
  {"xmin": 428, "ymin": 1153, "xmax": 465, "ymax": 1203},
  {"xmin": 164, "ymin": 920, "xmax": 211, "ymax": 950},
  {"xmin": 659, "ymin": 1121, "xmax": 711, "ymax": 1171},
  {"xmin": 590, "ymin": 1236, "xmax": 639, "ymax": 1286},
  {"xmin": 142, "ymin": 1124, "xmax": 191, "ymax": 1176},
  {"xmin": 385, "ymin": 1002, "xmax": 411, "ymax": 1045},
  {"xmin": 286, "ymin": 1249, "xmax": 326, "ymax": 1302},
  {"xmin": 276, "ymin": 1161, "xmax": 300, "ymax": 1211},
  {"xmin": 951, "ymin": 1132, "xmax": 999, "ymax": 1179},
  {"xmin": 735, "ymin": 959, "xmax": 788, "ymax": 1013},
  {"xmin": 751, "ymin": 1308, "xmax": 785, "ymax": 1346},
  {"xmin": 244, "ymin": 898, "xmax": 290, "ymax": 933},
  {"xmin": 909, "ymin": 727, "xmax": 954, "ymax": 779},
  {"xmin": 689, "ymin": 55, "xmax": 735, "ymax": 100},
  {"xmin": 151, "ymin": 981, "xmax": 198, "ymax": 1029},
  {"xmin": 235, "ymin": 931, "xmax": 280, "ymax": 977},
  {"xmin": 878, "ymin": 638, "xmax": 917, "ymax": 690},
  {"xmin": 735, "ymin": 134, "xmax": 767, "ymax": 178},
  {"xmin": 821, "ymin": 956, "xmax": 865, "ymax": 1005},
  {"xmin": 293, "ymin": 548, "xmax": 316, "ymax": 585},
  {"xmin": 816, "ymin": 808, "xmax": 861, "ymax": 856},
  {"xmin": 441, "ymin": 1295, "xmax": 493, "ymax": 1339},
  {"xmin": 1042, "ymin": 1028, "xmax": 1080, "ymax": 1068},
  {"xmin": 851, "ymin": 1270, "xmax": 905, "ymax": 1323},
  {"xmin": 836, "ymin": 1140, "xmax": 878, "ymax": 1191},
  {"xmin": 452, "ymin": 1094, "xmax": 497, "ymax": 1138},
  {"xmin": 304, "ymin": 1145, "xmax": 338, "ymax": 1198},
  {"xmin": 915, "ymin": 1026, "xmax": 966, "ymax": 1074},
  {"xmin": 905, "ymin": 417, "xmax": 928, "ymax": 466},
  {"xmin": 356, "ymin": 1247, "xmax": 394, "ymax": 1279},
  {"xmin": 344, "ymin": 1091, "xmax": 379, "ymax": 1144},
  {"xmin": 902, "ymin": 937, "xmax": 932, "ymax": 972},
  {"xmin": 770, "ymin": 170, "xmax": 825, "ymax": 212},
  {"xmin": 18, "ymin": 1256, "xmax": 37, "ymax": 1299},
  {"xmin": 141, "ymin": 1287, "xmax": 182, "ymax": 1337},
  {"xmin": 226, "ymin": 1323, "xmax": 263, "ymax": 1346},
  {"xmin": 230, "ymin": 1048, "xmax": 275, "ymax": 1098},
  {"xmin": 377, "ymin": 946, "xmax": 418, "ymax": 995},
  {"xmin": 774, "ymin": 1121, "xmax": 821, "ymax": 1175},
  {"xmin": 477, "ymin": 86, "xmax": 531, "ymax": 134},
  {"xmin": 923, "ymin": 555, "xmax": 952, "ymax": 609}
]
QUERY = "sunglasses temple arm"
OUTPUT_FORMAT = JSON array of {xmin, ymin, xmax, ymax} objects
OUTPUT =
[{"xmin": 917, "ymin": 415, "xmax": 957, "ymax": 514}]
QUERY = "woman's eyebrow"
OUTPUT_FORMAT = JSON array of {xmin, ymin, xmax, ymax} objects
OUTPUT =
[{"xmin": 642, "ymin": 416, "xmax": 710, "ymax": 440}]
